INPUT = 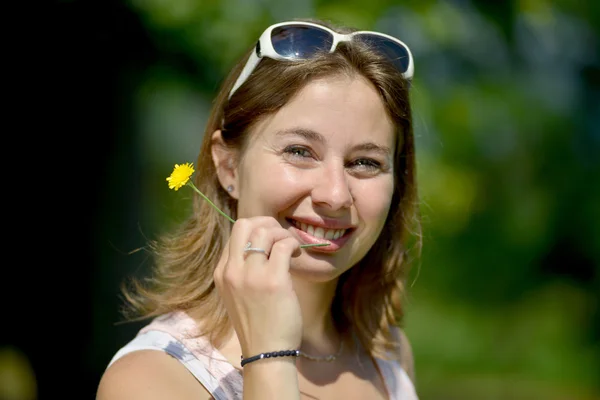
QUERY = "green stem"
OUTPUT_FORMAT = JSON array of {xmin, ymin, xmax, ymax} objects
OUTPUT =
[
  {"xmin": 187, "ymin": 181, "xmax": 327, "ymax": 248},
  {"xmin": 187, "ymin": 181, "xmax": 236, "ymax": 224},
  {"xmin": 300, "ymin": 243, "xmax": 329, "ymax": 248}
]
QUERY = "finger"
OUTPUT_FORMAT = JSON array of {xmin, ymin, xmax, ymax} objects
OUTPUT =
[
  {"xmin": 228, "ymin": 217, "xmax": 275, "ymax": 259},
  {"xmin": 268, "ymin": 237, "xmax": 301, "ymax": 275},
  {"xmin": 219, "ymin": 217, "xmax": 280, "ymax": 288},
  {"xmin": 244, "ymin": 225, "xmax": 296, "ymax": 263},
  {"xmin": 230, "ymin": 217, "xmax": 289, "ymax": 263}
]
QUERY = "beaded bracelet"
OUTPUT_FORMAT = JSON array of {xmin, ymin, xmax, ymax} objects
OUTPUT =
[{"xmin": 240, "ymin": 349, "xmax": 300, "ymax": 367}]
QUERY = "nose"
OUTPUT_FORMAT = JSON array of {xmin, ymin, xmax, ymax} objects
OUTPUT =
[{"xmin": 311, "ymin": 162, "xmax": 354, "ymax": 211}]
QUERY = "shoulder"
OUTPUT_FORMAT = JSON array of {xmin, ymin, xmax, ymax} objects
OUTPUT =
[
  {"xmin": 96, "ymin": 350, "xmax": 213, "ymax": 400},
  {"xmin": 392, "ymin": 327, "xmax": 415, "ymax": 383}
]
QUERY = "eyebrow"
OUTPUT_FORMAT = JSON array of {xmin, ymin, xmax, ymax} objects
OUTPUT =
[
  {"xmin": 275, "ymin": 127, "xmax": 325, "ymax": 144},
  {"xmin": 275, "ymin": 127, "xmax": 393, "ymax": 157}
]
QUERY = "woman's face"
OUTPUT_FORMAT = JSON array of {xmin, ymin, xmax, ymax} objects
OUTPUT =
[{"xmin": 236, "ymin": 74, "xmax": 397, "ymax": 281}]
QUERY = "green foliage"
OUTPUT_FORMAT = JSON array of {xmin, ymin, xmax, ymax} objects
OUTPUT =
[{"xmin": 108, "ymin": 0, "xmax": 600, "ymax": 397}]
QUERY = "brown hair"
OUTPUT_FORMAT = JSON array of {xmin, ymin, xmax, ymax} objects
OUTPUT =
[{"xmin": 121, "ymin": 18, "xmax": 421, "ymax": 360}]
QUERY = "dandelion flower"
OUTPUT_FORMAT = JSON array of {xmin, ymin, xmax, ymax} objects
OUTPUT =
[{"xmin": 166, "ymin": 163, "xmax": 195, "ymax": 191}]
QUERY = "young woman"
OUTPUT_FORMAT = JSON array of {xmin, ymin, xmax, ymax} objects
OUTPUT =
[{"xmin": 97, "ymin": 18, "xmax": 421, "ymax": 400}]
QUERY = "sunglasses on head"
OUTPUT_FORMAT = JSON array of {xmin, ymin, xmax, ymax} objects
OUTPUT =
[{"xmin": 228, "ymin": 21, "xmax": 415, "ymax": 99}]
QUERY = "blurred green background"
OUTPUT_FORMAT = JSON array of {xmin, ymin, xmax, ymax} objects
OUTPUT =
[{"xmin": 5, "ymin": 0, "xmax": 598, "ymax": 399}]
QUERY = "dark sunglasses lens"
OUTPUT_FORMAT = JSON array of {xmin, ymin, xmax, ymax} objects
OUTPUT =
[
  {"xmin": 355, "ymin": 34, "xmax": 410, "ymax": 74},
  {"xmin": 271, "ymin": 26, "xmax": 334, "ymax": 58}
]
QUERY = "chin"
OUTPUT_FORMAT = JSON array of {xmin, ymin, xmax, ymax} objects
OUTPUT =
[{"xmin": 289, "ymin": 257, "xmax": 348, "ymax": 283}]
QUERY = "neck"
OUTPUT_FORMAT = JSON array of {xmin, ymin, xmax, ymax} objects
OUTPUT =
[{"xmin": 291, "ymin": 276, "xmax": 341, "ymax": 355}]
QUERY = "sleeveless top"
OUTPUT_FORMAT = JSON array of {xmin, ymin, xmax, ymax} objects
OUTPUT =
[{"xmin": 107, "ymin": 311, "xmax": 419, "ymax": 399}]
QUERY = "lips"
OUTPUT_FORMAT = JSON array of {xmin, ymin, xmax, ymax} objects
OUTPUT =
[{"xmin": 286, "ymin": 218, "xmax": 354, "ymax": 252}]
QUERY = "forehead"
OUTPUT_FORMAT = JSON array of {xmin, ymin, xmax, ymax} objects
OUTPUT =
[{"xmin": 249, "ymin": 74, "xmax": 397, "ymax": 149}]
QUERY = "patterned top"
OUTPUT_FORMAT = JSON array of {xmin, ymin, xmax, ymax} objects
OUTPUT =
[{"xmin": 107, "ymin": 311, "xmax": 419, "ymax": 400}]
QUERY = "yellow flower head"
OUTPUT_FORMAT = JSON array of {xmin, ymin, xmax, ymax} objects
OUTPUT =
[{"xmin": 166, "ymin": 163, "xmax": 195, "ymax": 191}]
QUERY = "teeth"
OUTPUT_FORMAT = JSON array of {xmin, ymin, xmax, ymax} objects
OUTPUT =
[
  {"xmin": 314, "ymin": 227, "xmax": 325, "ymax": 239},
  {"xmin": 291, "ymin": 220, "xmax": 347, "ymax": 240}
]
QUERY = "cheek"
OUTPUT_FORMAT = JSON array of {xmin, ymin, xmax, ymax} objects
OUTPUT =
[
  {"xmin": 354, "ymin": 179, "xmax": 394, "ymax": 226},
  {"xmin": 240, "ymin": 162, "xmax": 311, "ymax": 215},
  {"xmin": 263, "ymin": 168, "xmax": 303, "ymax": 205}
]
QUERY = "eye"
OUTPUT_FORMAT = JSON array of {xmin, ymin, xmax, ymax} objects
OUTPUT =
[
  {"xmin": 283, "ymin": 145, "xmax": 313, "ymax": 159},
  {"xmin": 347, "ymin": 158, "xmax": 384, "ymax": 175},
  {"xmin": 350, "ymin": 158, "xmax": 381, "ymax": 169}
]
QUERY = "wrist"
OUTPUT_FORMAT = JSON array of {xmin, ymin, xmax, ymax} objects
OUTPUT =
[
  {"xmin": 243, "ymin": 357, "xmax": 300, "ymax": 400},
  {"xmin": 241, "ymin": 349, "xmax": 300, "ymax": 367}
]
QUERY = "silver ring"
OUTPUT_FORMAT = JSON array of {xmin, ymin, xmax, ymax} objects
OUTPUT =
[{"xmin": 243, "ymin": 241, "xmax": 269, "ymax": 256}]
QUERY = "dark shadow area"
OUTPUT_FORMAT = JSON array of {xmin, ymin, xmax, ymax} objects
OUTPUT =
[{"xmin": 3, "ymin": 0, "xmax": 155, "ymax": 398}]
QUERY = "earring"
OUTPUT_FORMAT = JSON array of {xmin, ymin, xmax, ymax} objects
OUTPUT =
[{"xmin": 226, "ymin": 185, "xmax": 234, "ymax": 192}]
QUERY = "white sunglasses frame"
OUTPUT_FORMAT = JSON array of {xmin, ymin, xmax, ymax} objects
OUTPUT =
[{"xmin": 228, "ymin": 21, "xmax": 415, "ymax": 99}]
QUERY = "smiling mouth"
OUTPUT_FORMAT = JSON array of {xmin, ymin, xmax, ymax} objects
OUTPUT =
[{"xmin": 287, "ymin": 218, "xmax": 350, "ymax": 240}]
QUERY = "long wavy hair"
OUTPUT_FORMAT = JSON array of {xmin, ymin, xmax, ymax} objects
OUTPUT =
[{"xmin": 121, "ymin": 18, "xmax": 421, "ymax": 360}]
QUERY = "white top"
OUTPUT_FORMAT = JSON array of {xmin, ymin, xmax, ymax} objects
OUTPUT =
[{"xmin": 107, "ymin": 312, "xmax": 419, "ymax": 400}]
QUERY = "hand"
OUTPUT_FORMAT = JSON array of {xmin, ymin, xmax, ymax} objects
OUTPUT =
[{"xmin": 213, "ymin": 216, "xmax": 303, "ymax": 358}]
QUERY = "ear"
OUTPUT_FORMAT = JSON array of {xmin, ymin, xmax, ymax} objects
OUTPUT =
[{"xmin": 211, "ymin": 130, "xmax": 239, "ymax": 199}]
